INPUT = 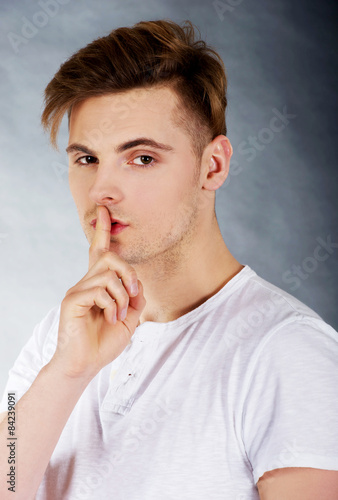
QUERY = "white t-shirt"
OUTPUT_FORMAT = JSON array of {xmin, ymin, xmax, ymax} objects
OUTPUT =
[{"xmin": 1, "ymin": 265, "xmax": 338, "ymax": 499}]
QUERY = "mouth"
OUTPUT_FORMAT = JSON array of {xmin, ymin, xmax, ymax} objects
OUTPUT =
[
  {"xmin": 90, "ymin": 217, "xmax": 128, "ymax": 226},
  {"xmin": 90, "ymin": 218, "xmax": 129, "ymax": 235}
]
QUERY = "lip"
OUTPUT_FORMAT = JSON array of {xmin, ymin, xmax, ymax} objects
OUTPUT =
[
  {"xmin": 90, "ymin": 218, "xmax": 128, "ymax": 226},
  {"xmin": 110, "ymin": 223, "xmax": 128, "ymax": 235},
  {"xmin": 90, "ymin": 218, "xmax": 129, "ymax": 235}
]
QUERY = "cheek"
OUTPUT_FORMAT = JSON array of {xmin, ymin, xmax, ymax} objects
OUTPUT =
[
  {"xmin": 159, "ymin": 172, "xmax": 197, "ymax": 210},
  {"xmin": 130, "ymin": 178, "xmax": 182, "ymax": 219}
]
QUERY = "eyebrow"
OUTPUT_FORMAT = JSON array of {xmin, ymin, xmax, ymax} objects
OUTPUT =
[{"xmin": 66, "ymin": 137, "xmax": 175, "ymax": 156}]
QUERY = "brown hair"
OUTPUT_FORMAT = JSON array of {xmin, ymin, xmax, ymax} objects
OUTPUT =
[{"xmin": 41, "ymin": 19, "xmax": 228, "ymax": 162}]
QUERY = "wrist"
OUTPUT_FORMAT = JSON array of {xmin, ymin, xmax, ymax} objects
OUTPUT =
[{"xmin": 44, "ymin": 356, "xmax": 97, "ymax": 392}]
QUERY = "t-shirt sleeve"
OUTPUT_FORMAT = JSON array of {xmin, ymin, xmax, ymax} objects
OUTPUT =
[
  {"xmin": 0, "ymin": 304, "xmax": 61, "ymax": 412},
  {"xmin": 241, "ymin": 316, "xmax": 338, "ymax": 484}
]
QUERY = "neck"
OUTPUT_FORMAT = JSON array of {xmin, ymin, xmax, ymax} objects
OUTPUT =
[{"xmin": 135, "ymin": 217, "xmax": 243, "ymax": 324}]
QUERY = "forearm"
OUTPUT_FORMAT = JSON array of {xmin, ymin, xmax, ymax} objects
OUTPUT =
[{"xmin": 0, "ymin": 360, "xmax": 91, "ymax": 499}]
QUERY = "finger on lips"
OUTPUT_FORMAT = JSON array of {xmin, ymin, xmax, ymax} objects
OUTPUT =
[
  {"xmin": 88, "ymin": 205, "xmax": 111, "ymax": 268},
  {"xmin": 88, "ymin": 205, "xmax": 139, "ymax": 298}
]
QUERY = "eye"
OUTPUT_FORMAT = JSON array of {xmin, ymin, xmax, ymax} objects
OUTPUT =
[
  {"xmin": 75, "ymin": 155, "xmax": 98, "ymax": 166},
  {"xmin": 132, "ymin": 155, "xmax": 156, "ymax": 167}
]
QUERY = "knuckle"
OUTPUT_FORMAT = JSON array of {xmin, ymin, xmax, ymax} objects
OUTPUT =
[
  {"xmin": 106, "ymin": 274, "xmax": 119, "ymax": 292},
  {"xmin": 106, "ymin": 269, "xmax": 118, "ymax": 281},
  {"xmin": 95, "ymin": 286, "xmax": 107, "ymax": 300},
  {"xmin": 102, "ymin": 251, "xmax": 113, "ymax": 263}
]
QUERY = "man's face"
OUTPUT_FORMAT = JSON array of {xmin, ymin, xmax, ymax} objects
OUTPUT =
[{"xmin": 67, "ymin": 86, "xmax": 207, "ymax": 268}]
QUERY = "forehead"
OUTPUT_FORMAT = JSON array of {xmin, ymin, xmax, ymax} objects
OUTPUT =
[{"xmin": 68, "ymin": 86, "xmax": 184, "ymax": 144}]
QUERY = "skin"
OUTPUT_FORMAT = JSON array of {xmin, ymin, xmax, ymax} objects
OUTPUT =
[
  {"xmin": 257, "ymin": 467, "xmax": 338, "ymax": 499},
  {"xmin": 67, "ymin": 85, "xmax": 243, "ymax": 324}
]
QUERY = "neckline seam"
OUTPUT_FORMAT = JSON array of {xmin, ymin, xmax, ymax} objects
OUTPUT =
[{"xmin": 135, "ymin": 265, "xmax": 255, "ymax": 333}]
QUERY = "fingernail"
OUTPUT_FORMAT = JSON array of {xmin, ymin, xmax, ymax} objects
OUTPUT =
[
  {"xmin": 121, "ymin": 307, "xmax": 127, "ymax": 321},
  {"xmin": 131, "ymin": 282, "xmax": 138, "ymax": 295}
]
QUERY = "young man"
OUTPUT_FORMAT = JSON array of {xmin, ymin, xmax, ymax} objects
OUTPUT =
[{"xmin": 1, "ymin": 19, "xmax": 337, "ymax": 500}]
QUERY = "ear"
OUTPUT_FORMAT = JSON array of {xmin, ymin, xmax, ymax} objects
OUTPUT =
[{"xmin": 201, "ymin": 135, "xmax": 233, "ymax": 191}]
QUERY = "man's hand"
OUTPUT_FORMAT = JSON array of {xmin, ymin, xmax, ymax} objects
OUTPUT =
[{"xmin": 51, "ymin": 205, "xmax": 146, "ymax": 380}]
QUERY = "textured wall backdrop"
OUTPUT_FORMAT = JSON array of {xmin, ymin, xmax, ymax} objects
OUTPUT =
[{"xmin": 1, "ymin": 0, "xmax": 337, "ymax": 396}]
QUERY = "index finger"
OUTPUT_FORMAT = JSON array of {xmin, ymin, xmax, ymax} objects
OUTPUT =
[{"xmin": 89, "ymin": 205, "xmax": 111, "ymax": 269}]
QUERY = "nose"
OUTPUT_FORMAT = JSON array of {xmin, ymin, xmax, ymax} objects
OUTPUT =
[{"xmin": 89, "ymin": 162, "xmax": 124, "ymax": 206}]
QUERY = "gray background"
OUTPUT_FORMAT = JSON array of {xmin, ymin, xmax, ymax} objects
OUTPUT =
[{"xmin": 1, "ymin": 0, "xmax": 337, "ymax": 396}]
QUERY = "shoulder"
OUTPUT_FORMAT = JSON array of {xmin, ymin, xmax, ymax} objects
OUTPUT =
[
  {"xmin": 218, "ymin": 267, "xmax": 338, "ymax": 408},
  {"xmin": 238, "ymin": 267, "xmax": 324, "ymax": 324},
  {"xmin": 234, "ymin": 267, "xmax": 337, "ymax": 375},
  {"xmin": 227, "ymin": 266, "xmax": 336, "ymax": 347}
]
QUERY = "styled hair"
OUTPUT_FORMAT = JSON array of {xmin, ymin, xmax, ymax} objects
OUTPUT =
[{"xmin": 41, "ymin": 19, "xmax": 228, "ymax": 161}]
